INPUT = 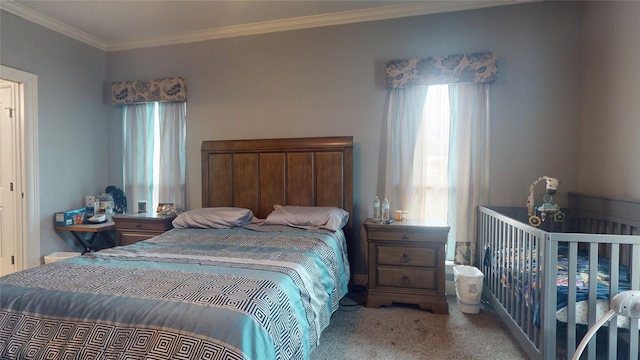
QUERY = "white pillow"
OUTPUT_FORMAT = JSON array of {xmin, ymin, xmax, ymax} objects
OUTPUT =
[
  {"xmin": 262, "ymin": 205, "xmax": 349, "ymax": 232},
  {"xmin": 172, "ymin": 207, "xmax": 254, "ymax": 229}
]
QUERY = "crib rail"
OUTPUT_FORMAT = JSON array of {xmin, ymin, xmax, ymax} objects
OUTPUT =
[
  {"xmin": 478, "ymin": 206, "xmax": 546, "ymax": 359},
  {"xmin": 544, "ymin": 233, "xmax": 639, "ymax": 360},
  {"xmin": 478, "ymin": 205, "xmax": 640, "ymax": 360}
]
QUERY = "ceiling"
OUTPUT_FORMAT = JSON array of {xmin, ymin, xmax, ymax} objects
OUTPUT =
[{"xmin": 1, "ymin": 0, "xmax": 525, "ymax": 51}]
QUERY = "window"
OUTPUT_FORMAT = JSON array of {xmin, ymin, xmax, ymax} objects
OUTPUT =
[
  {"xmin": 122, "ymin": 101, "xmax": 186, "ymax": 213},
  {"xmin": 412, "ymin": 85, "xmax": 450, "ymax": 223},
  {"xmin": 384, "ymin": 53, "xmax": 494, "ymax": 264},
  {"xmin": 383, "ymin": 83, "xmax": 489, "ymax": 263}
]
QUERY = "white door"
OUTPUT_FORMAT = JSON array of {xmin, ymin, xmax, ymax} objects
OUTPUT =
[{"xmin": 0, "ymin": 80, "xmax": 18, "ymax": 276}]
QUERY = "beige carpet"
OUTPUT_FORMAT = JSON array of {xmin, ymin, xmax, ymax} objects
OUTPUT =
[{"xmin": 310, "ymin": 295, "xmax": 528, "ymax": 360}]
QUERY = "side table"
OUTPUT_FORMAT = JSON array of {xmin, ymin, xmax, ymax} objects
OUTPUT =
[
  {"xmin": 55, "ymin": 221, "xmax": 116, "ymax": 254},
  {"xmin": 364, "ymin": 219, "xmax": 449, "ymax": 314}
]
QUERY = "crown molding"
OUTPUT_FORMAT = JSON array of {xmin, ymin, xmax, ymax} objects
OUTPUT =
[
  {"xmin": 106, "ymin": 1, "xmax": 514, "ymax": 51},
  {"xmin": 0, "ymin": 1, "xmax": 106, "ymax": 51},
  {"xmin": 2, "ymin": 1, "xmax": 526, "ymax": 52}
]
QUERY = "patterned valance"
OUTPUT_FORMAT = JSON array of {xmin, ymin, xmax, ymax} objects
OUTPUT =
[
  {"xmin": 112, "ymin": 77, "xmax": 187, "ymax": 105},
  {"xmin": 386, "ymin": 52, "xmax": 497, "ymax": 89}
]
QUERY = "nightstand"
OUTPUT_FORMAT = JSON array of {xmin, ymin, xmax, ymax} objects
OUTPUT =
[
  {"xmin": 364, "ymin": 219, "xmax": 449, "ymax": 314},
  {"xmin": 112, "ymin": 213, "xmax": 176, "ymax": 246}
]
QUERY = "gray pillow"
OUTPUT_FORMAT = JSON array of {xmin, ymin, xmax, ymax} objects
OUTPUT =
[
  {"xmin": 262, "ymin": 205, "xmax": 349, "ymax": 232},
  {"xmin": 172, "ymin": 207, "xmax": 254, "ymax": 229}
]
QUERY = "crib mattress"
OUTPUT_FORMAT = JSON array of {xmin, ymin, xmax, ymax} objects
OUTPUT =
[{"xmin": 556, "ymin": 300, "xmax": 636, "ymax": 329}]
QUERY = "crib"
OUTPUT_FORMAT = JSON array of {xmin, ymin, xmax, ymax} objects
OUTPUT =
[{"xmin": 477, "ymin": 192, "xmax": 639, "ymax": 360}]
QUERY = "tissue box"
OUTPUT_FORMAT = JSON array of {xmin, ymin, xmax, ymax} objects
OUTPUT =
[{"xmin": 54, "ymin": 207, "xmax": 87, "ymax": 226}]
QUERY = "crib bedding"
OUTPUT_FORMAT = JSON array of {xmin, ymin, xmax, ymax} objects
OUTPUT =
[
  {"xmin": 0, "ymin": 224, "xmax": 350, "ymax": 360},
  {"xmin": 554, "ymin": 246, "xmax": 633, "ymax": 328},
  {"xmin": 494, "ymin": 244, "xmax": 632, "ymax": 327},
  {"xmin": 554, "ymin": 245, "xmax": 631, "ymax": 309}
]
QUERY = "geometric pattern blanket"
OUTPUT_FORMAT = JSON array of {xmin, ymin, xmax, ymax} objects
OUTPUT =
[{"xmin": 0, "ymin": 225, "xmax": 350, "ymax": 360}]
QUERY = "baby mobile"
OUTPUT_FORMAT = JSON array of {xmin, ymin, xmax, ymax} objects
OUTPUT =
[{"xmin": 526, "ymin": 176, "xmax": 565, "ymax": 227}]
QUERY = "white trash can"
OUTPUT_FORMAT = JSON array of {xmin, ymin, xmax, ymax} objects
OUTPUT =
[
  {"xmin": 44, "ymin": 252, "xmax": 81, "ymax": 264},
  {"xmin": 453, "ymin": 265, "xmax": 484, "ymax": 314}
]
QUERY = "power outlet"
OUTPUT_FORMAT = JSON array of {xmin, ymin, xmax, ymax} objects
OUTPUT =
[{"xmin": 85, "ymin": 195, "xmax": 96, "ymax": 207}]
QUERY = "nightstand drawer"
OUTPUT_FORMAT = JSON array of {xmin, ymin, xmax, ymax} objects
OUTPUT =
[
  {"xmin": 119, "ymin": 231, "xmax": 158, "ymax": 246},
  {"xmin": 377, "ymin": 246, "xmax": 435, "ymax": 267},
  {"xmin": 377, "ymin": 266, "xmax": 436, "ymax": 290},
  {"xmin": 115, "ymin": 220, "xmax": 170, "ymax": 231},
  {"xmin": 367, "ymin": 230, "xmax": 443, "ymax": 242},
  {"xmin": 113, "ymin": 213, "xmax": 176, "ymax": 246}
]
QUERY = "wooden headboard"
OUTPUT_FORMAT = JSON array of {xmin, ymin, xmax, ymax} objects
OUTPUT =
[{"xmin": 201, "ymin": 136, "xmax": 353, "ymax": 231}]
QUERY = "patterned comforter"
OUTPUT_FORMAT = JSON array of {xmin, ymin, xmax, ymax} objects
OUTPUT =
[
  {"xmin": 0, "ymin": 224, "xmax": 350, "ymax": 360},
  {"xmin": 488, "ymin": 244, "xmax": 632, "ymax": 326}
]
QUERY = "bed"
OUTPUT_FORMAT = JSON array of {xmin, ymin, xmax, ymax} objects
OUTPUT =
[
  {"xmin": 478, "ymin": 192, "xmax": 640, "ymax": 360},
  {"xmin": 0, "ymin": 136, "xmax": 354, "ymax": 360}
]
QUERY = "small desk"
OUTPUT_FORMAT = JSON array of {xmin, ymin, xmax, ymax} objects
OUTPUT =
[{"xmin": 55, "ymin": 222, "xmax": 116, "ymax": 253}]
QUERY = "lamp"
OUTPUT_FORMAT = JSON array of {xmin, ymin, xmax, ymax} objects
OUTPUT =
[{"xmin": 572, "ymin": 290, "xmax": 640, "ymax": 360}]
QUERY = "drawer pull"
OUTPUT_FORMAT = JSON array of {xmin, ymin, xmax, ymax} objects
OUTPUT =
[
  {"xmin": 403, "ymin": 234, "xmax": 410, "ymax": 239},
  {"xmin": 400, "ymin": 253, "xmax": 411, "ymax": 263},
  {"xmin": 400, "ymin": 275, "xmax": 410, "ymax": 285},
  {"xmin": 135, "ymin": 224, "xmax": 142, "ymax": 229}
]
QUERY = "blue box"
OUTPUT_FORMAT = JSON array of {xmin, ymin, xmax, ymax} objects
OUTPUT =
[{"xmin": 54, "ymin": 207, "xmax": 87, "ymax": 226}]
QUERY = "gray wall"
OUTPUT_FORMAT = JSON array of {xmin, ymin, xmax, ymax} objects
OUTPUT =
[
  {"xmin": 106, "ymin": 2, "xmax": 585, "ymax": 273},
  {"xmin": 107, "ymin": 2, "xmax": 585, "ymax": 213},
  {"xmin": 579, "ymin": 2, "xmax": 640, "ymax": 197},
  {"xmin": 2, "ymin": 1, "xmax": 638, "ymax": 274},
  {"xmin": 0, "ymin": 12, "xmax": 109, "ymax": 256}
]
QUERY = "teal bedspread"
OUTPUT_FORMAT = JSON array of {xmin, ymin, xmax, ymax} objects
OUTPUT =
[{"xmin": 0, "ymin": 225, "xmax": 350, "ymax": 360}]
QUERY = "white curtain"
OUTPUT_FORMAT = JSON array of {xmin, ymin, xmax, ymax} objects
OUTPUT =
[
  {"xmin": 383, "ymin": 87, "xmax": 428, "ymax": 213},
  {"xmin": 447, "ymin": 83, "xmax": 490, "ymax": 265},
  {"xmin": 382, "ymin": 83, "xmax": 490, "ymax": 265},
  {"xmin": 157, "ymin": 102, "xmax": 186, "ymax": 208},
  {"xmin": 123, "ymin": 102, "xmax": 186, "ymax": 213},
  {"xmin": 123, "ymin": 103, "xmax": 155, "ymax": 211},
  {"xmin": 412, "ymin": 85, "xmax": 450, "ymax": 222}
]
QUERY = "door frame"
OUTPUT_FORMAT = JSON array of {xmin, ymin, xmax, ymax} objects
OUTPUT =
[{"xmin": 1, "ymin": 65, "xmax": 40, "ymax": 270}]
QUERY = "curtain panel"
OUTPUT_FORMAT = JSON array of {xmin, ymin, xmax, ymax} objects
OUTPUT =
[
  {"xmin": 112, "ymin": 77, "xmax": 187, "ymax": 105},
  {"xmin": 448, "ymin": 83, "xmax": 490, "ymax": 265},
  {"xmin": 157, "ymin": 102, "xmax": 187, "ymax": 208},
  {"xmin": 386, "ymin": 52, "xmax": 497, "ymax": 89},
  {"xmin": 123, "ymin": 103, "xmax": 156, "ymax": 209}
]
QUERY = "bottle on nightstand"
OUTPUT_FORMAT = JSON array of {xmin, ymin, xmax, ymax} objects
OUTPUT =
[
  {"xmin": 381, "ymin": 197, "xmax": 390, "ymax": 223},
  {"xmin": 373, "ymin": 196, "xmax": 381, "ymax": 222}
]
